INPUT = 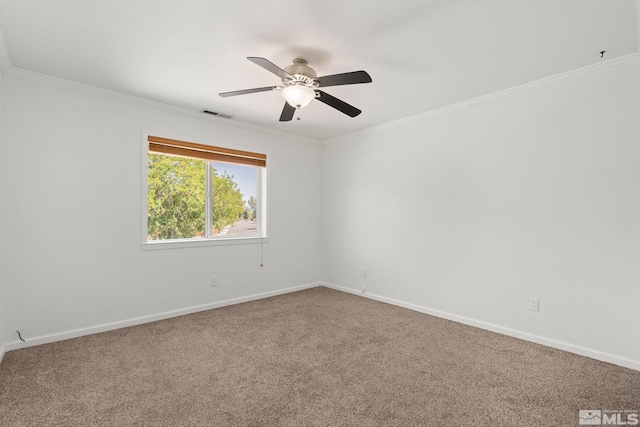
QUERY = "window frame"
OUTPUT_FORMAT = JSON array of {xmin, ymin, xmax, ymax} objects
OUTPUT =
[{"xmin": 141, "ymin": 132, "xmax": 269, "ymax": 250}]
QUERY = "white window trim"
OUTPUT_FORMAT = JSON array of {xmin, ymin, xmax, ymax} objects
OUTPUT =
[{"xmin": 140, "ymin": 131, "xmax": 270, "ymax": 250}]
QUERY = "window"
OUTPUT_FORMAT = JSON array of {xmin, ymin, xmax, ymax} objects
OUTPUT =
[{"xmin": 143, "ymin": 135, "xmax": 267, "ymax": 247}]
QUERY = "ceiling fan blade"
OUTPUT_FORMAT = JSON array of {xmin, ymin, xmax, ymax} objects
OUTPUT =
[
  {"xmin": 315, "ymin": 71, "xmax": 372, "ymax": 87},
  {"xmin": 315, "ymin": 90, "xmax": 362, "ymax": 117},
  {"xmin": 279, "ymin": 102, "xmax": 296, "ymax": 122},
  {"xmin": 247, "ymin": 57, "xmax": 293, "ymax": 80},
  {"xmin": 219, "ymin": 86, "xmax": 278, "ymax": 97}
]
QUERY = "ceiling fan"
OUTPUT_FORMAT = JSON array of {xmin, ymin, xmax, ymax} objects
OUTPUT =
[{"xmin": 219, "ymin": 57, "xmax": 372, "ymax": 122}]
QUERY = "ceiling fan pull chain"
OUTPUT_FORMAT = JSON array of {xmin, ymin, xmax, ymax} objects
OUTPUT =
[{"xmin": 296, "ymin": 107, "xmax": 301, "ymax": 121}]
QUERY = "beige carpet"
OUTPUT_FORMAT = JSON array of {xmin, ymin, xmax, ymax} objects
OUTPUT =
[{"xmin": 1, "ymin": 287, "xmax": 638, "ymax": 426}]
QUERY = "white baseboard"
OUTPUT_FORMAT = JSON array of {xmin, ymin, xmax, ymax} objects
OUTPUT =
[
  {"xmin": 2, "ymin": 282, "xmax": 321, "ymax": 354},
  {"xmin": 321, "ymin": 282, "xmax": 640, "ymax": 372},
  {"xmin": 4, "ymin": 281, "xmax": 638, "ymax": 372}
]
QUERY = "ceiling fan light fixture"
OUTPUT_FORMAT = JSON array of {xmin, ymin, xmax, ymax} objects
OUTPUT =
[{"xmin": 282, "ymin": 85, "xmax": 315, "ymax": 108}]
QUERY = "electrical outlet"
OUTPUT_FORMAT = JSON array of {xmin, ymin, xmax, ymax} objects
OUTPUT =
[
  {"xmin": 528, "ymin": 297, "xmax": 539, "ymax": 312},
  {"xmin": 211, "ymin": 276, "xmax": 218, "ymax": 287},
  {"xmin": 361, "ymin": 268, "xmax": 367, "ymax": 278}
]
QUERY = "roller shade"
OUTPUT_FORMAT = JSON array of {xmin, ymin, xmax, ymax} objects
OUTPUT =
[{"xmin": 148, "ymin": 135, "xmax": 266, "ymax": 168}]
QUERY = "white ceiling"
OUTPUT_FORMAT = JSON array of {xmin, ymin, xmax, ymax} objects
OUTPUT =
[{"xmin": 0, "ymin": 0, "xmax": 638, "ymax": 140}]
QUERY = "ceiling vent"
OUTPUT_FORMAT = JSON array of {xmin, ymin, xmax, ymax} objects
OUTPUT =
[{"xmin": 200, "ymin": 109, "xmax": 233, "ymax": 119}]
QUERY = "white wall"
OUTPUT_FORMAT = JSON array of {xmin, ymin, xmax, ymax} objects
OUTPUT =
[
  {"xmin": 2, "ymin": 59, "xmax": 639, "ymax": 371},
  {"xmin": 322, "ymin": 63, "xmax": 640, "ymax": 369},
  {"xmin": 0, "ymin": 70, "xmax": 6, "ymax": 357},
  {"xmin": 0, "ymin": 74, "xmax": 323, "ymax": 346}
]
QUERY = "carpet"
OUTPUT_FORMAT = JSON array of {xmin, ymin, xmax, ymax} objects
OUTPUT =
[{"xmin": 1, "ymin": 287, "xmax": 638, "ymax": 426}]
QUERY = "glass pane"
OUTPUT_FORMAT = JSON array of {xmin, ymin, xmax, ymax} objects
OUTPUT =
[
  {"xmin": 211, "ymin": 161, "xmax": 258, "ymax": 236},
  {"xmin": 147, "ymin": 153, "xmax": 206, "ymax": 240}
]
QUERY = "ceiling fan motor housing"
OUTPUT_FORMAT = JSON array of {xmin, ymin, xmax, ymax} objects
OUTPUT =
[{"xmin": 283, "ymin": 58, "xmax": 317, "ymax": 85}]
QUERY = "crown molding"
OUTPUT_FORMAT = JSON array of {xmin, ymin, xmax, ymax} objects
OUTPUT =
[
  {"xmin": 325, "ymin": 51, "xmax": 640, "ymax": 145},
  {"xmin": 2, "ymin": 0, "xmax": 639, "ymax": 144},
  {"xmin": 7, "ymin": 48, "xmax": 638, "ymax": 147},
  {"xmin": 327, "ymin": 0, "xmax": 640, "ymax": 144},
  {"xmin": 0, "ymin": 28, "xmax": 12, "ymax": 75},
  {"xmin": 331, "ymin": 0, "xmax": 640, "ymax": 145},
  {"xmin": 2, "ymin": 65, "xmax": 323, "ymax": 145}
]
